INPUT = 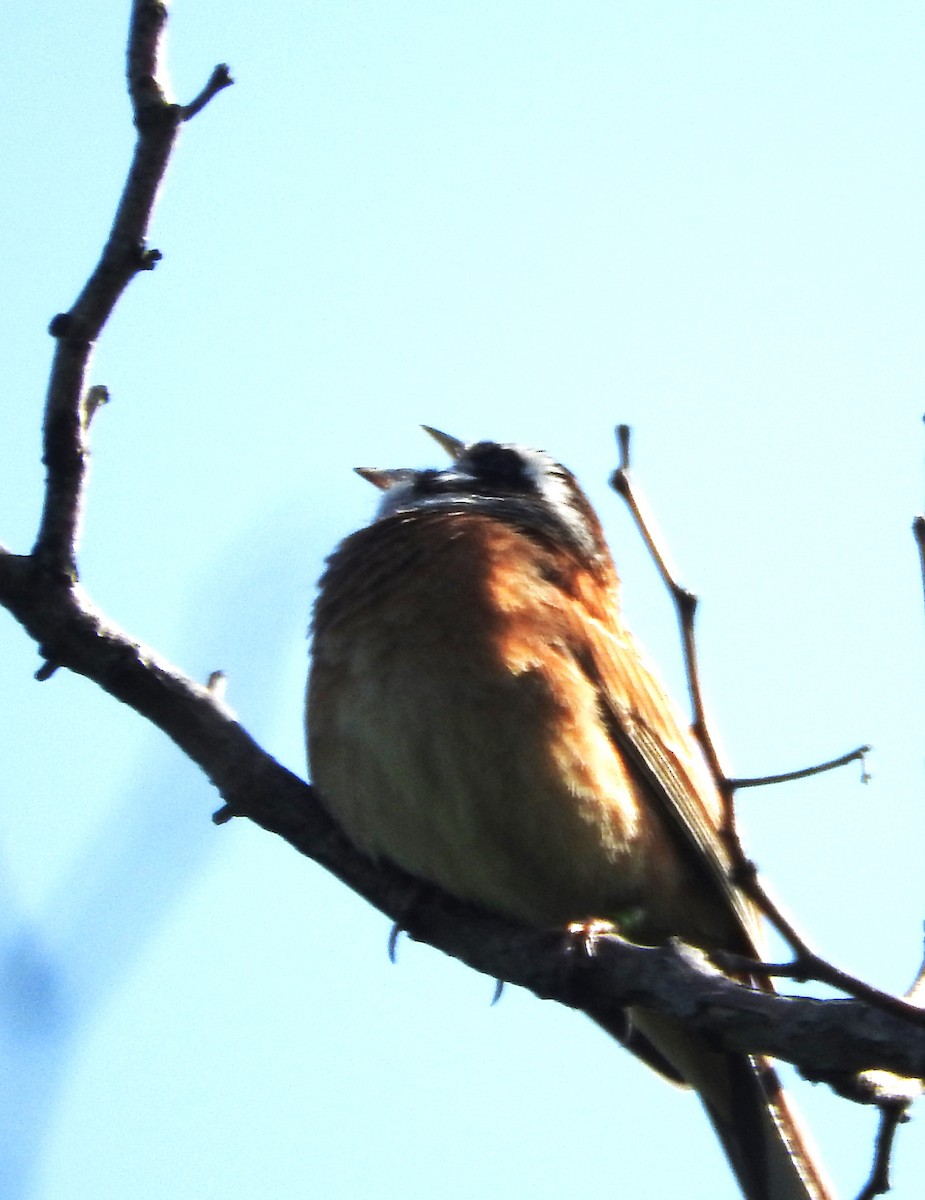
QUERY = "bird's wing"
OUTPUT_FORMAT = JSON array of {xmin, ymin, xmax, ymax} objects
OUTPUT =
[
  {"xmin": 576, "ymin": 606, "xmax": 763, "ymax": 955},
  {"xmin": 573, "ymin": 608, "xmax": 834, "ymax": 1200}
]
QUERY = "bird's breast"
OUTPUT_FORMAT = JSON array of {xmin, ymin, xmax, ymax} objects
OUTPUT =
[{"xmin": 308, "ymin": 511, "xmax": 710, "ymax": 935}]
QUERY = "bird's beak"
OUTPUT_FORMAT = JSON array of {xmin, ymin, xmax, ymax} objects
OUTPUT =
[
  {"xmin": 354, "ymin": 466, "xmax": 416, "ymax": 490},
  {"xmin": 421, "ymin": 425, "xmax": 466, "ymax": 459}
]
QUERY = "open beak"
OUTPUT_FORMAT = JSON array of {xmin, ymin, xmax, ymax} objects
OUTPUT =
[
  {"xmin": 421, "ymin": 425, "xmax": 466, "ymax": 459},
  {"xmin": 354, "ymin": 466, "xmax": 418, "ymax": 491}
]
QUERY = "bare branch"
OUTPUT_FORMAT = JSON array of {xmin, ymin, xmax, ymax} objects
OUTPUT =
[
  {"xmin": 33, "ymin": 1, "xmax": 233, "ymax": 579},
  {"xmin": 4, "ymin": 14, "xmax": 925, "ymax": 1196},
  {"xmin": 714, "ymin": 942, "xmax": 925, "ymax": 1028},
  {"xmin": 609, "ymin": 426, "xmax": 822, "ymax": 949},
  {"xmin": 609, "ymin": 425, "xmax": 731, "ymax": 806},
  {"xmin": 730, "ymin": 744, "xmax": 871, "ymax": 789},
  {"xmin": 855, "ymin": 1103, "xmax": 910, "ymax": 1200},
  {"xmin": 4, "ymin": 534, "xmax": 925, "ymax": 1088},
  {"xmin": 607, "ymin": 422, "xmax": 924, "ymax": 1075},
  {"xmin": 181, "ymin": 63, "xmax": 234, "ymax": 120},
  {"xmin": 914, "ymin": 515, "xmax": 925, "ymax": 617}
]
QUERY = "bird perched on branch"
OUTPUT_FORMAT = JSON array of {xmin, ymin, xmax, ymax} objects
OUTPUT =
[{"xmin": 306, "ymin": 428, "xmax": 833, "ymax": 1200}]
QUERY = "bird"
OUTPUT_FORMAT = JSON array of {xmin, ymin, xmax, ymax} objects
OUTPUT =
[{"xmin": 306, "ymin": 428, "xmax": 833, "ymax": 1200}]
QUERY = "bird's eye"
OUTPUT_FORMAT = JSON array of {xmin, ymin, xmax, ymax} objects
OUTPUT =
[{"xmin": 464, "ymin": 442, "xmax": 530, "ymax": 489}]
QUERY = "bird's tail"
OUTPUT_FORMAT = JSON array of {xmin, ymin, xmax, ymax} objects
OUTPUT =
[{"xmin": 625, "ymin": 1009, "xmax": 835, "ymax": 1200}]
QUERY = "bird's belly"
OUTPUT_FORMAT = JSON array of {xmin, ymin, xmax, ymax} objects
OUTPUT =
[{"xmin": 309, "ymin": 627, "xmax": 667, "ymax": 929}]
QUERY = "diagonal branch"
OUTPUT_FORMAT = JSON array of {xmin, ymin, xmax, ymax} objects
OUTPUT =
[{"xmin": 3, "ymin": 546, "xmax": 925, "ymax": 1089}]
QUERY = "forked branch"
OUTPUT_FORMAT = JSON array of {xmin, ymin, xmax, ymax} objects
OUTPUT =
[{"xmin": 609, "ymin": 423, "xmax": 925, "ymax": 1195}]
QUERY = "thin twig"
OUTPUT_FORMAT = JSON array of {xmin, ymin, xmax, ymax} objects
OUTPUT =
[
  {"xmin": 851, "ymin": 940, "xmax": 925, "ymax": 1194},
  {"xmin": 903, "ymin": 936, "xmax": 925, "ymax": 1006},
  {"xmin": 723, "ymin": 866, "xmax": 921, "ymax": 1028},
  {"xmin": 733, "ymin": 867, "xmax": 816, "ymax": 957},
  {"xmin": 181, "ymin": 63, "xmax": 234, "ymax": 120},
  {"xmin": 609, "ymin": 425, "xmax": 731, "ymax": 807},
  {"xmin": 913, "ymin": 515, "xmax": 925, "ymax": 618},
  {"xmin": 855, "ymin": 1103, "xmax": 908, "ymax": 1200},
  {"xmin": 610, "ymin": 425, "xmax": 815, "ymax": 945},
  {"xmin": 730, "ymin": 744, "xmax": 871, "ymax": 789},
  {"xmin": 715, "ymin": 949, "xmax": 925, "ymax": 1027},
  {"xmin": 608, "ymin": 425, "xmax": 897, "ymax": 1002}
]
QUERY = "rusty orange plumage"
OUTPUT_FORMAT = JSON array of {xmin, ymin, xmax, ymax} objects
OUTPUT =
[{"xmin": 306, "ymin": 431, "xmax": 833, "ymax": 1200}]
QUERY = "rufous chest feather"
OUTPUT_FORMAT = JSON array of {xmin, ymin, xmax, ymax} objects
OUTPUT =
[{"xmin": 307, "ymin": 509, "xmax": 729, "ymax": 939}]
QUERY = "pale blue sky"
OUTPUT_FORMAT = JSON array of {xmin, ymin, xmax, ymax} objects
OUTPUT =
[{"xmin": 2, "ymin": 4, "xmax": 925, "ymax": 1198}]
